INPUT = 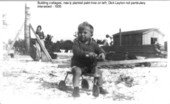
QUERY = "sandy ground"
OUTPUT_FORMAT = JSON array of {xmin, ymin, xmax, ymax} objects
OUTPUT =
[{"xmin": 0, "ymin": 55, "xmax": 170, "ymax": 104}]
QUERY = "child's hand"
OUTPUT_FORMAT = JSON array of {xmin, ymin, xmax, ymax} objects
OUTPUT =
[
  {"xmin": 98, "ymin": 53, "xmax": 105, "ymax": 61},
  {"xmin": 86, "ymin": 52, "xmax": 97, "ymax": 58}
]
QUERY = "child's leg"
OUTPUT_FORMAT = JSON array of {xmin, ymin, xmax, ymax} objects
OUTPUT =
[
  {"xmin": 72, "ymin": 66, "xmax": 83, "ymax": 97},
  {"xmin": 72, "ymin": 66, "xmax": 82, "ymax": 87}
]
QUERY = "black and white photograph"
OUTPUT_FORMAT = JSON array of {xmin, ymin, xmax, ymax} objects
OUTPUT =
[{"xmin": 0, "ymin": 0, "xmax": 169, "ymax": 104}]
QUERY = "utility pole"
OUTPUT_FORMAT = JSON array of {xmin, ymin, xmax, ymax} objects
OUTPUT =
[{"xmin": 24, "ymin": 4, "xmax": 30, "ymax": 54}]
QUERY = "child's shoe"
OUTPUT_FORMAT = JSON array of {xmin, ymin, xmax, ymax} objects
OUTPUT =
[
  {"xmin": 72, "ymin": 87, "xmax": 80, "ymax": 97},
  {"xmin": 99, "ymin": 87, "xmax": 108, "ymax": 95}
]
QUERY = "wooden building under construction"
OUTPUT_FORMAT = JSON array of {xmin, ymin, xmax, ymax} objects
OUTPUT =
[
  {"xmin": 113, "ymin": 28, "xmax": 165, "ymax": 46},
  {"xmin": 103, "ymin": 28, "xmax": 166, "ymax": 58}
]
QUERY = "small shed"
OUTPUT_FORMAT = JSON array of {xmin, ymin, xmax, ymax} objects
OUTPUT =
[
  {"xmin": 113, "ymin": 28, "xmax": 165, "ymax": 46},
  {"xmin": 102, "ymin": 28, "xmax": 166, "ymax": 58}
]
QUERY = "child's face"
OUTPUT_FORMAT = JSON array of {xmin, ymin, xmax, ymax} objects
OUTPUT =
[{"xmin": 78, "ymin": 26, "xmax": 92, "ymax": 42}]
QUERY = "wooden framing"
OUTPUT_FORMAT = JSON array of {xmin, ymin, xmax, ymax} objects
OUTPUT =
[{"xmin": 7, "ymin": 23, "xmax": 24, "ymax": 54}]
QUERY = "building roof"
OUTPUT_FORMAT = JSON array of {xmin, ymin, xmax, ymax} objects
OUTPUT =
[{"xmin": 113, "ymin": 28, "xmax": 165, "ymax": 36}]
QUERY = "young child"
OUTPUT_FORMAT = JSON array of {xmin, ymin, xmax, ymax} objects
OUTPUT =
[{"xmin": 71, "ymin": 22, "xmax": 108, "ymax": 97}]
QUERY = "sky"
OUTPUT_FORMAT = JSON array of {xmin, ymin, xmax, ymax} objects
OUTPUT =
[{"xmin": 0, "ymin": 1, "xmax": 170, "ymax": 43}]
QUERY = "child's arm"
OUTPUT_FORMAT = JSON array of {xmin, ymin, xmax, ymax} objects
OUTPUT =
[{"xmin": 93, "ymin": 41, "xmax": 106, "ymax": 60}]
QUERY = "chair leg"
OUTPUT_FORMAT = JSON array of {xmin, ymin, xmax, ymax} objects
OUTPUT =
[
  {"xmin": 64, "ymin": 73, "xmax": 68, "ymax": 81},
  {"xmin": 93, "ymin": 76, "xmax": 99, "ymax": 86},
  {"xmin": 93, "ymin": 76, "xmax": 100, "ymax": 97},
  {"xmin": 81, "ymin": 76, "xmax": 89, "ymax": 89},
  {"xmin": 81, "ymin": 75, "xmax": 84, "ymax": 80}
]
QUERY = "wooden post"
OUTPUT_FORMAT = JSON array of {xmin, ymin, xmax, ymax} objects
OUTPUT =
[
  {"xmin": 119, "ymin": 28, "xmax": 122, "ymax": 46},
  {"xmin": 24, "ymin": 4, "xmax": 30, "ymax": 54}
]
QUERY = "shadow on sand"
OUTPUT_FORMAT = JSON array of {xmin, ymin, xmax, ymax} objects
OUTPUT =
[{"xmin": 41, "ymin": 80, "xmax": 92, "ymax": 95}]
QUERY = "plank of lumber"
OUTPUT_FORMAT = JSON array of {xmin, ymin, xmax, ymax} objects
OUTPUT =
[
  {"xmin": 57, "ymin": 58, "xmax": 167, "ymax": 68},
  {"xmin": 29, "ymin": 24, "xmax": 53, "ymax": 62},
  {"xmin": 97, "ymin": 58, "xmax": 167, "ymax": 66}
]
